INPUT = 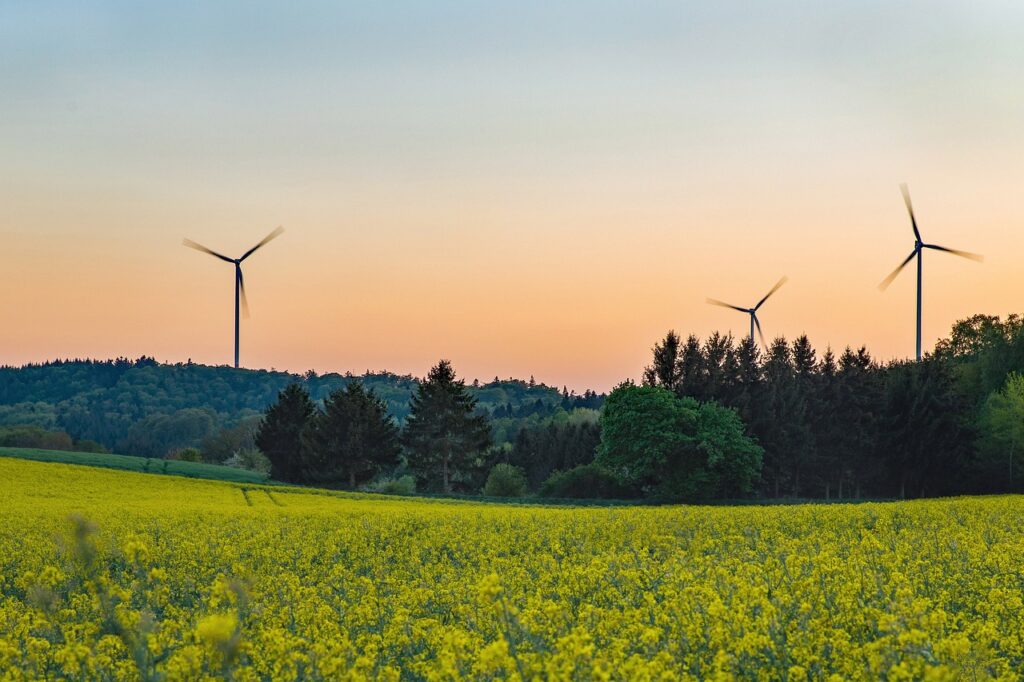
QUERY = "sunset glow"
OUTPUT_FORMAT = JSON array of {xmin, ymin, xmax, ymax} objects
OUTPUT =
[{"xmin": 2, "ymin": 2, "xmax": 1023, "ymax": 390}]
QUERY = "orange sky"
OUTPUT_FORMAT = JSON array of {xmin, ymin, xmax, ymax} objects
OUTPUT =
[{"xmin": 2, "ymin": 3, "xmax": 1023, "ymax": 391}]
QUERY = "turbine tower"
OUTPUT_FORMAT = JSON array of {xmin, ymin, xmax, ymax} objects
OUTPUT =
[
  {"xmin": 183, "ymin": 227, "xmax": 284, "ymax": 368},
  {"xmin": 879, "ymin": 184, "xmax": 981, "ymax": 361},
  {"xmin": 706, "ymin": 277, "xmax": 788, "ymax": 347}
]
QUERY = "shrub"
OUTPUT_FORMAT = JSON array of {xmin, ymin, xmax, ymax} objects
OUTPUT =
[
  {"xmin": 539, "ymin": 464, "xmax": 634, "ymax": 499},
  {"xmin": 223, "ymin": 448, "xmax": 272, "ymax": 475},
  {"xmin": 170, "ymin": 447, "xmax": 202, "ymax": 463},
  {"xmin": 370, "ymin": 475, "xmax": 417, "ymax": 496},
  {"xmin": 0, "ymin": 425, "xmax": 74, "ymax": 451},
  {"xmin": 483, "ymin": 463, "xmax": 527, "ymax": 497}
]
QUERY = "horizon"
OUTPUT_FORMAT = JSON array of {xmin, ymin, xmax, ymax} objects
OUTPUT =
[{"xmin": 3, "ymin": 2, "xmax": 1023, "ymax": 392}]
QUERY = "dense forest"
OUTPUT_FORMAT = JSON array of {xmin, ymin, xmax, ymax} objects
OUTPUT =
[
  {"xmin": 4, "ymin": 312, "xmax": 1024, "ymax": 501},
  {"xmin": 0, "ymin": 358, "xmax": 602, "ymax": 459},
  {"xmin": 638, "ymin": 313, "xmax": 1024, "ymax": 499},
  {"xmin": 246, "ymin": 313, "xmax": 1024, "ymax": 501}
]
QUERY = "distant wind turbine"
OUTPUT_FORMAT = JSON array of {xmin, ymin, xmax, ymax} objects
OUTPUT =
[
  {"xmin": 706, "ymin": 277, "xmax": 788, "ymax": 347},
  {"xmin": 183, "ymin": 227, "xmax": 284, "ymax": 369},
  {"xmin": 879, "ymin": 184, "xmax": 982, "ymax": 361}
]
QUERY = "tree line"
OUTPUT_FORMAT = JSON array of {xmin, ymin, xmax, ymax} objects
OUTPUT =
[
  {"xmin": 641, "ymin": 315, "xmax": 1024, "ymax": 499},
  {"xmin": 256, "ymin": 356, "xmax": 764, "ymax": 501},
  {"xmin": 0, "ymin": 358, "xmax": 598, "ymax": 458},
  {"xmin": 258, "ymin": 360, "xmax": 490, "ymax": 493}
]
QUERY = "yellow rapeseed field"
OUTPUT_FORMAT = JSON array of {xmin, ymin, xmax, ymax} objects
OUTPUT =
[{"xmin": 1, "ymin": 457, "xmax": 1022, "ymax": 681}]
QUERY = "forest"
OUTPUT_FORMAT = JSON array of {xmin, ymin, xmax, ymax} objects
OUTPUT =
[
  {"xmin": 0, "ymin": 357, "xmax": 601, "ymax": 463},
  {"xmin": 3, "ymin": 312, "xmax": 1024, "ymax": 501}
]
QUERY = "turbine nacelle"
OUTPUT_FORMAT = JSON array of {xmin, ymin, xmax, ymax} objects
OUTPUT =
[
  {"xmin": 706, "ymin": 276, "xmax": 787, "ymax": 347},
  {"xmin": 879, "ymin": 184, "xmax": 982, "ymax": 360}
]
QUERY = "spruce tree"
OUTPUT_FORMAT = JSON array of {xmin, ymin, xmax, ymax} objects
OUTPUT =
[
  {"xmin": 255, "ymin": 383, "xmax": 315, "ymax": 483},
  {"xmin": 642, "ymin": 330, "xmax": 682, "ymax": 390},
  {"xmin": 301, "ymin": 382, "xmax": 400, "ymax": 488},
  {"xmin": 677, "ymin": 334, "xmax": 707, "ymax": 400},
  {"xmin": 703, "ymin": 332, "xmax": 733, "ymax": 401},
  {"xmin": 403, "ymin": 360, "xmax": 491, "ymax": 492}
]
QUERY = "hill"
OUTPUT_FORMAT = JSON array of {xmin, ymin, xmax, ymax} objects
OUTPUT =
[{"xmin": 0, "ymin": 358, "xmax": 604, "ymax": 456}]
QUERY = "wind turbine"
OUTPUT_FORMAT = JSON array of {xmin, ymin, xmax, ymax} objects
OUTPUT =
[
  {"xmin": 879, "ymin": 184, "xmax": 982, "ymax": 361},
  {"xmin": 183, "ymin": 227, "xmax": 284, "ymax": 369},
  {"xmin": 706, "ymin": 277, "xmax": 788, "ymax": 347}
]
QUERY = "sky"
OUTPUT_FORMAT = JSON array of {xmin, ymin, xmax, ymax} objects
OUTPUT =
[{"xmin": 1, "ymin": 1, "xmax": 1023, "ymax": 392}]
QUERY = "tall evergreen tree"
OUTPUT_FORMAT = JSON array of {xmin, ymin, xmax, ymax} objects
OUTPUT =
[
  {"xmin": 879, "ymin": 358, "xmax": 973, "ymax": 498},
  {"xmin": 703, "ymin": 332, "xmax": 734, "ymax": 402},
  {"xmin": 301, "ymin": 382, "xmax": 400, "ymax": 488},
  {"xmin": 642, "ymin": 330, "xmax": 682, "ymax": 390},
  {"xmin": 814, "ymin": 347, "xmax": 843, "ymax": 498},
  {"xmin": 677, "ymin": 334, "xmax": 707, "ymax": 399},
  {"xmin": 760, "ymin": 337, "xmax": 811, "ymax": 496},
  {"xmin": 836, "ymin": 347, "xmax": 881, "ymax": 497},
  {"xmin": 255, "ymin": 383, "xmax": 315, "ymax": 483},
  {"xmin": 403, "ymin": 360, "xmax": 491, "ymax": 492}
]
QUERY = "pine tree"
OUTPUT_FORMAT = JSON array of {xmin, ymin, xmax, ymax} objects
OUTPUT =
[
  {"xmin": 301, "ymin": 382, "xmax": 400, "ymax": 488},
  {"xmin": 642, "ymin": 331, "xmax": 682, "ymax": 390},
  {"xmin": 815, "ymin": 347, "xmax": 842, "ymax": 498},
  {"xmin": 678, "ymin": 334, "xmax": 707, "ymax": 399},
  {"xmin": 879, "ymin": 358, "xmax": 972, "ymax": 498},
  {"xmin": 836, "ymin": 346, "xmax": 880, "ymax": 497},
  {"xmin": 703, "ymin": 332, "xmax": 734, "ymax": 401},
  {"xmin": 255, "ymin": 383, "xmax": 315, "ymax": 483},
  {"xmin": 403, "ymin": 360, "xmax": 491, "ymax": 492}
]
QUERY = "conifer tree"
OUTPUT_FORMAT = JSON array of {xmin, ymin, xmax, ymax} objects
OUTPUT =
[
  {"xmin": 301, "ymin": 382, "xmax": 400, "ymax": 488},
  {"xmin": 678, "ymin": 334, "xmax": 707, "ymax": 399},
  {"xmin": 255, "ymin": 383, "xmax": 315, "ymax": 483},
  {"xmin": 403, "ymin": 360, "xmax": 491, "ymax": 492},
  {"xmin": 642, "ymin": 330, "xmax": 682, "ymax": 390}
]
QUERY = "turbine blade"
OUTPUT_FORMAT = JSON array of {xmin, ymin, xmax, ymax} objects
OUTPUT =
[
  {"xmin": 183, "ymin": 238, "xmax": 233, "ymax": 263},
  {"xmin": 238, "ymin": 268, "xmax": 250, "ymax": 319},
  {"xmin": 753, "ymin": 276, "xmax": 788, "ymax": 311},
  {"xmin": 879, "ymin": 250, "xmax": 917, "ymax": 291},
  {"xmin": 706, "ymin": 298, "xmax": 749, "ymax": 314},
  {"xmin": 753, "ymin": 314, "xmax": 765, "ymax": 347},
  {"xmin": 900, "ymin": 183, "xmax": 921, "ymax": 242},
  {"xmin": 239, "ymin": 226, "xmax": 284, "ymax": 262},
  {"xmin": 926, "ymin": 244, "xmax": 984, "ymax": 262}
]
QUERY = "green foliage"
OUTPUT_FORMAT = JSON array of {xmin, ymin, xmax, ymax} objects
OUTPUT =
[
  {"xmin": 370, "ymin": 475, "xmax": 417, "ymax": 495},
  {"xmin": 403, "ymin": 361, "xmax": 491, "ymax": 493},
  {"xmin": 597, "ymin": 384, "xmax": 695, "ymax": 490},
  {"xmin": 222, "ymin": 448, "xmax": 272, "ymax": 476},
  {"xmin": 597, "ymin": 384, "xmax": 762, "ymax": 500},
  {"xmin": 483, "ymin": 463, "xmax": 528, "ymax": 497},
  {"xmin": 878, "ymin": 358, "xmax": 973, "ymax": 498},
  {"xmin": 694, "ymin": 401, "xmax": 764, "ymax": 497},
  {"xmin": 173, "ymin": 447, "xmax": 202, "ymax": 463},
  {"xmin": 201, "ymin": 416, "xmax": 261, "ymax": 463},
  {"xmin": 0, "ymin": 402, "xmax": 58, "ymax": 429},
  {"xmin": 538, "ymin": 464, "xmax": 633, "ymax": 499},
  {"xmin": 976, "ymin": 372, "xmax": 1024, "ymax": 491},
  {"xmin": 300, "ymin": 382, "xmax": 401, "ymax": 489},
  {"xmin": 124, "ymin": 409, "xmax": 216, "ymax": 458},
  {"xmin": 0, "ymin": 447, "xmax": 268, "ymax": 483},
  {"xmin": 507, "ymin": 415, "xmax": 601, "ymax": 489},
  {"xmin": 0, "ymin": 425, "xmax": 74, "ymax": 451},
  {"xmin": 256, "ymin": 384, "xmax": 315, "ymax": 483},
  {"xmin": 0, "ymin": 359, "xmax": 591, "ymax": 457}
]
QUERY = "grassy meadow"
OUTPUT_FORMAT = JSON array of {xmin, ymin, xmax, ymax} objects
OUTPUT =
[
  {"xmin": 1, "ymin": 456, "xmax": 1023, "ymax": 680},
  {"xmin": 0, "ymin": 447, "xmax": 270, "ymax": 485}
]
